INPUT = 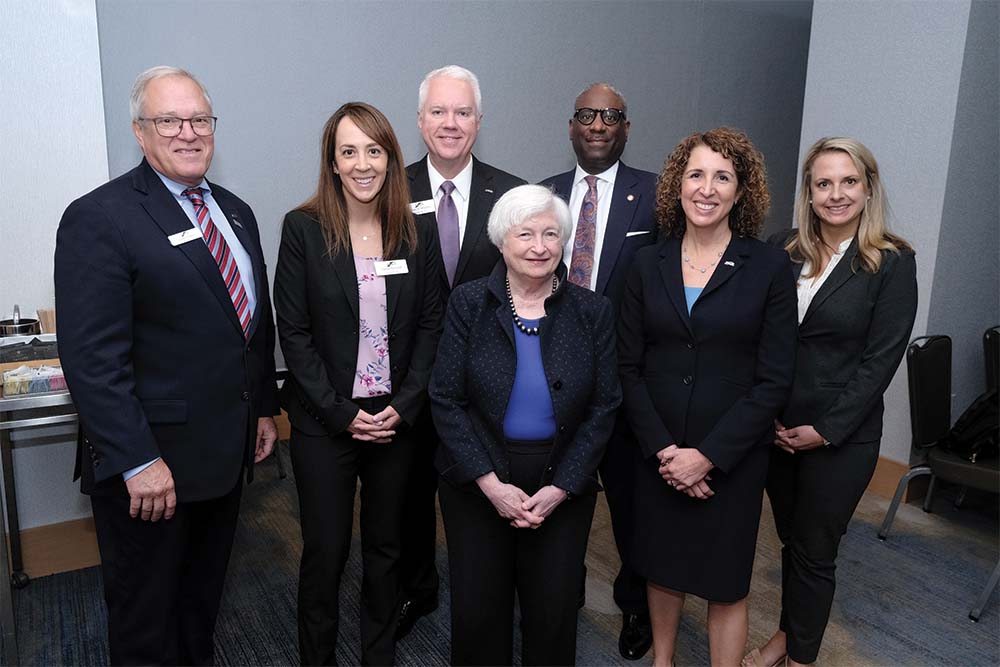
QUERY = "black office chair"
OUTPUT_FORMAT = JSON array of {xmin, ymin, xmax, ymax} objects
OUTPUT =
[{"xmin": 878, "ymin": 335, "xmax": 1000, "ymax": 620}]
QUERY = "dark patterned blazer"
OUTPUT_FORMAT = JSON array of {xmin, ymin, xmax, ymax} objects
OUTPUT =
[{"xmin": 430, "ymin": 262, "xmax": 622, "ymax": 496}]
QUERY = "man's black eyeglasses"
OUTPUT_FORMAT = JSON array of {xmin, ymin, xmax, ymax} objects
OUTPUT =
[{"xmin": 573, "ymin": 107, "xmax": 625, "ymax": 126}]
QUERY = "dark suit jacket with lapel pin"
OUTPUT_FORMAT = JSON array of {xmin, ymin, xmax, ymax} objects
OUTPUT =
[
  {"xmin": 406, "ymin": 155, "xmax": 526, "ymax": 295},
  {"xmin": 539, "ymin": 162, "xmax": 658, "ymax": 310},
  {"xmin": 56, "ymin": 158, "xmax": 279, "ymax": 501}
]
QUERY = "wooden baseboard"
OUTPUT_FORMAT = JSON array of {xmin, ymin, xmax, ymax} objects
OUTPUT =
[
  {"xmin": 8, "ymin": 516, "xmax": 100, "ymax": 578},
  {"xmin": 866, "ymin": 455, "xmax": 929, "ymax": 501}
]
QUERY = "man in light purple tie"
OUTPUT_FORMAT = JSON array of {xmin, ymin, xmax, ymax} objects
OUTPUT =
[
  {"xmin": 540, "ymin": 81, "xmax": 659, "ymax": 661},
  {"xmin": 397, "ymin": 65, "xmax": 526, "ymax": 640}
]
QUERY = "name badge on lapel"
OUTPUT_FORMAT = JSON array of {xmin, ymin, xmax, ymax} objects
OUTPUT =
[
  {"xmin": 410, "ymin": 199, "xmax": 435, "ymax": 215},
  {"xmin": 168, "ymin": 227, "xmax": 203, "ymax": 247},
  {"xmin": 374, "ymin": 259, "xmax": 409, "ymax": 276}
]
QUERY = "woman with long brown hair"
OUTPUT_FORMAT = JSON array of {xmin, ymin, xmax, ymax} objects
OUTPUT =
[{"xmin": 274, "ymin": 102, "xmax": 443, "ymax": 665}]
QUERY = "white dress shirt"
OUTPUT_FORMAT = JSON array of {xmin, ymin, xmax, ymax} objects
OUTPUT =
[
  {"xmin": 427, "ymin": 157, "xmax": 474, "ymax": 249},
  {"xmin": 562, "ymin": 161, "xmax": 620, "ymax": 291},
  {"xmin": 796, "ymin": 237, "xmax": 853, "ymax": 323}
]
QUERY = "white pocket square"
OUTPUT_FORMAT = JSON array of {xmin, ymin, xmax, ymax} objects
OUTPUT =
[{"xmin": 625, "ymin": 230, "xmax": 651, "ymax": 237}]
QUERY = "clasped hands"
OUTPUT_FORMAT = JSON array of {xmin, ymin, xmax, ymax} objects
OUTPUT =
[
  {"xmin": 348, "ymin": 406, "xmax": 402, "ymax": 443},
  {"xmin": 773, "ymin": 420, "xmax": 826, "ymax": 454},
  {"xmin": 476, "ymin": 471, "xmax": 567, "ymax": 529},
  {"xmin": 657, "ymin": 445, "xmax": 715, "ymax": 500}
]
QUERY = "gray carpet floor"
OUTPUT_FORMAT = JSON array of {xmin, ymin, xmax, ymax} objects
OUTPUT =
[{"xmin": 12, "ymin": 442, "xmax": 1000, "ymax": 665}]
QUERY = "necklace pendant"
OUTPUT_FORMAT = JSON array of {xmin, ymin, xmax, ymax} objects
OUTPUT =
[{"xmin": 700, "ymin": 267, "xmax": 706, "ymax": 273}]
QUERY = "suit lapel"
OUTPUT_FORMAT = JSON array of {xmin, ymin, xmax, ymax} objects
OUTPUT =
[
  {"xmin": 384, "ymin": 246, "xmax": 406, "ymax": 330},
  {"xmin": 408, "ymin": 157, "xmax": 434, "ymax": 202},
  {"xmin": 595, "ymin": 164, "xmax": 641, "ymax": 296},
  {"xmin": 458, "ymin": 157, "xmax": 496, "ymax": 285},
  {"xmin": 699, "ymin": 235, "xmax": 749, "ymax": 302},
  {"xmin": 657, "ymin": 238, "xmax": 694, "ymax": 337},
  {"xmin": 136, "ymin": 163, "xmax": 245, "ymax": 337},
  {"xmin": 334, "ymin": 245, "xmax": 360, "ymax": 322},
  {"xmin": 801, "ymin": 238, "xmax": 858, "ymax": 326}
]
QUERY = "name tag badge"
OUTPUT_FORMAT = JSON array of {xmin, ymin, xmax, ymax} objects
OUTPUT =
[
  {"xmin": 410, "ymin": 199, "xmax": 435, "ymax": 215},
  {"xmin": 374, "ymin": 259, "xmax": 409, "ymax": 276},
  {"xmin": 168, "ymin": 228, "xmax": 203, "ymax": 247}
]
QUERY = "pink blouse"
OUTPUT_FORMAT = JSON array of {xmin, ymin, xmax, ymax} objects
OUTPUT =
[{"xmin": 351, "ymin": 255, "xmax": 392, "ymax": 398}]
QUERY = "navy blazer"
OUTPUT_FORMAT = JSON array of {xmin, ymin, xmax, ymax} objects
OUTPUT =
[
  {"xmin": 618, "ymin": 235, "xmax": 797, "ymax": 472},
  {"xmin": 55, "ymin": 159, "xmax": 279, "ymax": 501},
  {"xmin": 430, "ymin": 262, "xmax": 622, "ymax": 496},
  {"xmin": 274, "ymin": 210, "xmax": 444, "ymax": 436},
  {"xmin": 406, "ymin": 155, "xmax": 525, "ymax": 295},
  {"xmin": 770, "ymin": 230, "xmax": 918, "ymax": 445},
  {"xmin": 539, "ymin": 162, "xmax": 658, "ymax": 309}
]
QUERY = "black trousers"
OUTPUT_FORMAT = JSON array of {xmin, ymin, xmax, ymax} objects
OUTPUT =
[
  {"xmin": 290, "ymin": 395, "xmax": 416, "ymax": 666},
  {"xmin": 90, "ymin": 478, "xmax": 243, "ymax": 666},
  {"xmin": 440, "ymin": 442, "xmax": 597, "ymax": 666},
  {"xmin": 766, "ymin": 440, "xmax": 879, "ymax": 664},
  {"xmin": 397, "ymin": 406, "xmax": 440, "ymax": 604},
  {"xmin": 600, "ymin": 426, "xmax": 648, "ymax": 616}
]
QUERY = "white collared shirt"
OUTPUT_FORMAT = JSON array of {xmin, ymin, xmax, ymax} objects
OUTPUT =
[
  {"xmin": 427, "ymin": 157, "xmax": 474, "ymax": 249},
  {"xmin": 562, "ymin": 161, "xmax": 620, "ymax": 291},
  {"xmin": 796, "ymin": 237, "xmax": 853, "ymax": 323}
]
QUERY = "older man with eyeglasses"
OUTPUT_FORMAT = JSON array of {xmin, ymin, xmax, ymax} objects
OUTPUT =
[
  {"xmin": 539, "ymin": 81, "xmax": 659, "ymax": 661},
  {"xmin": 55, "ymin": 66, "xmax": 278, "ymax": 665}
]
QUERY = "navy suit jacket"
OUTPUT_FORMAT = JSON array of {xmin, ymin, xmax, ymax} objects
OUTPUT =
[
  {"xmin": 769, "ymin": 229, "xmax": 917, "ymax": 446},
  {"xmin": 539, "ymin": 162, "xmax": 658, "ymax": 309},
  {"xmin": 618, "ymin": 235, "xmax": 797, "ymax": 472},
  {"xmin": 55, "ymin": 159, "xmax": 279, "ymax": 501},
  {"xmin": 406, "ymin": 155, "xmax": 525, "ymax": 296}
]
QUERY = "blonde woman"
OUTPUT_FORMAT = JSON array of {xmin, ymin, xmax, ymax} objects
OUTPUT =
[{"xmin": 746, "ymin": 137, "xmax": 917, "ymax": 667}]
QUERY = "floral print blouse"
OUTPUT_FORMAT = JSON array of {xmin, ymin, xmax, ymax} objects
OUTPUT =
[{"xmin": 351, "ymin": 255, "xmax": 391, "ymax": 398}]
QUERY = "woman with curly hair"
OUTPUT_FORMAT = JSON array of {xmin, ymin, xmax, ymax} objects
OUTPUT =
[{"xmin": 618, "ymin": 127, "xmax": 798, "ymax": 666}]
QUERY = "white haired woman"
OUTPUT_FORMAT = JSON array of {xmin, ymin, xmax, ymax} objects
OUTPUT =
[{"xmin": 430, "ymin": 184, "xmax": 621, "ymax": 665}]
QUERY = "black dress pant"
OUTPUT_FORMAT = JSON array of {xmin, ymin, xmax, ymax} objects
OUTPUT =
[
  {"xmin": 440, "ymin": 442, "xmax": 597, "ymax": 666},
  {"xmin": 397, "ymin": 406, "xmax": 441, "ymax": 605},
  {"xmin": 90, "ymin": 478, "xmax": 243, "ymax": 666},
  {"xmin": 766, "ymin": 440, "xmax": 879, "ymax": 664},
  {"xmin": 600, "ymin": 425, "xmax": 648, "ymax": 615},
  {"xmin": 291, "ymin": 395, "xmax": 416, "ymax": 666}
]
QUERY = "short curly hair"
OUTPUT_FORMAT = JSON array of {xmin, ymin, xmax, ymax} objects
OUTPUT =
[{"xmin": 655, "ymin": 127, "xmax": 770, "ymax": 238}]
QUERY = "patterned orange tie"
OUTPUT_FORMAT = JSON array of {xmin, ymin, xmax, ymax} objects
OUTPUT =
[
  {"xmin": 182, "ymin": 188, "xmax": 252, "ymax": 337},
  {"xmin": 568, "ymin": 175, "xmax": 598, "ymax": 288}
]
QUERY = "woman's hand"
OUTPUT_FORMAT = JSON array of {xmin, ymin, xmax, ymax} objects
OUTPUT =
[
  {"xmin": 521, "ymin": 485, "xmax": 569, "ymax": 526},
  {"xmin": 659, "ymin": 447, "xmax": 714, "ymax": 495},
  {"xmin": 347, "ymin": 408, "xmax": 397, "ymax": 443},
  {"xmin": 476, "ymin": 472, "xmax": 544, "ymax": 528},
  {"xmin": 775, "ymin": 423, "xmax": 827, "ymax": 453}
]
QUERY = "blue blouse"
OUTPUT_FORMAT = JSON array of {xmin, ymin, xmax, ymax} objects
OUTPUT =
[
  {"xmin": 503, "ymin": 317, "xmax": 557, "ymax": 440},
  {"xmin": 684, "ymin": 286, "xmax": 703, "ymax": 314}
]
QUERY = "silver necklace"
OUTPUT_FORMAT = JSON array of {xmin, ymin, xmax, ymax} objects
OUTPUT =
[
  {"xmin": 683, "ymin": 246, "xmax": 724, "ymax": 274},
  {"xmin": 506, "ymin": 276, "xmax": 558, "ymax": 336}
]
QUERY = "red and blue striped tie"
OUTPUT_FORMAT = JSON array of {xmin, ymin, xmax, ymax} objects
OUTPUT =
[{"xmin": 182, "ymin": 187, "xmax": 251, "ymax": 337}]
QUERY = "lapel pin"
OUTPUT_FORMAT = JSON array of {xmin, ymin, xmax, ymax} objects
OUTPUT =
[
  {"xmin": 724, "ymin": 260, "xmax": 735, "ymax": 266},
  {"xmin": 230, "ymin": 214, "xmax": 244, "ymax": 229},
  {"xmin": 627, "ymin": 194, "xmax": 635, "ymax": 202},
  {"xmin": 485, "ymin": 188, "xmax": 494, "ymax": 194}
]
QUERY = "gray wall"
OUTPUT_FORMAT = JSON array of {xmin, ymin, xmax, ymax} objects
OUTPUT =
[
  {"xmin": 97, "ymin": 0, "xmax": 813, "ymax": 295},
  {"xmin": 797, "ymin": 0, "xmax": 975, "ymax": 464},
  {"xmin": 927, "ymin": 0, "xmax": 1000, "ymax": 413}
]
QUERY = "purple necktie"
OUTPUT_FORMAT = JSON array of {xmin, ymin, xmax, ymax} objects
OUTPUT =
[
  {"xmin": 568, "ymin": 175, "xmax": 598, "ymax": 288},
  {"xmin": 438, "ymin": 180, "xmax": 460, "ymax": 286}
]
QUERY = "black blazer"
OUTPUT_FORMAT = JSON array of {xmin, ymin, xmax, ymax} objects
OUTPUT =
[
  {"xmin": 539, "ymin": 162, "xmax": 658, "ymax": 310},
  {"xmin": 618, "ymin": 236, "xmax": 798, "ymax": 472},
  {"xmin": 770, "ymin": 230, "xmax": 918, "ymax": 445},
  {"xmin": 274, "ymin": 210, "xmax": 443, "ymax": 436},
  {"xmin": 430, "ymin": 262, "xmax": 622, "ymax": 497},
  {"xmin": 406, "ymin": 155, "xmax": 526, "ymax": 295},
  {"xmin": 55, "ymin": 159, "xmax": 279, "ymax": 501}
]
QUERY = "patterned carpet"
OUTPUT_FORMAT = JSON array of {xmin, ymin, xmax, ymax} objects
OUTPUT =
[{"xmin": 12, "ymin": 442, "xmax": 1000, "ymax": 665}]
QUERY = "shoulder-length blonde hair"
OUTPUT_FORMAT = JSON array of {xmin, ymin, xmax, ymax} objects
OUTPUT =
[
  {"xmin": 655, "ymin": 127, "xmax": 770, "ymax": 239},
  {"xmin": 788, "ymin": 137, "xmax": 911, "ymax": 277},
  {"xmin": 297, "ymin": 102, "xmax": 416, "ymax": 258}
]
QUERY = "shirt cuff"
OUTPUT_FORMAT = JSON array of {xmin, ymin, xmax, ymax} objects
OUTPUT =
[{"xmin": 122, "ymin": 457, "xmax": 160, "ymax": 481}]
